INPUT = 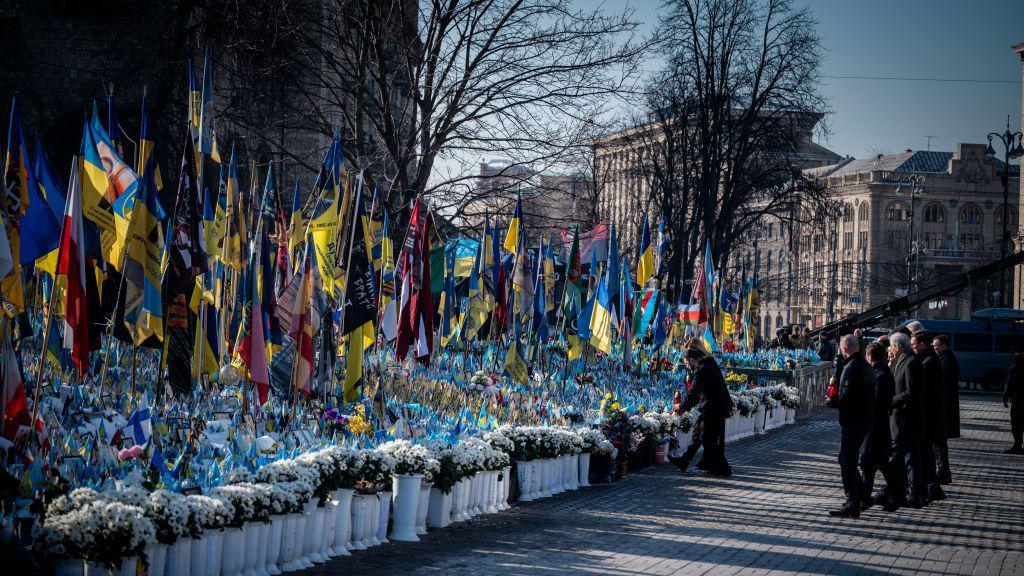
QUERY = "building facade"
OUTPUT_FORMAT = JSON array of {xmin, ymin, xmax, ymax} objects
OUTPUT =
[
  {"xmin": 1013, "ymin": 41, "xmax": 1024, "ymax": 311},
  {"xmin": 460, "ymin": 159, "xmax": 596, "ymax": 243},
  {"xmin": 737, "ymin": 144, "xmax": 1020, "ymax": 337}
]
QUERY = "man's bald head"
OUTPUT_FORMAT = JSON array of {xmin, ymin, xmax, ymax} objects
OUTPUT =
[{"xmin": 840, "ymin": 334, "xmax": 860, "ymax": 357}]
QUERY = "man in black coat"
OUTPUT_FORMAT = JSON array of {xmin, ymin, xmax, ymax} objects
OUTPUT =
[
  {"xmin": 829, "ymin": 335, "xmax": 875, "ymax": 518},
  {"xmin": 888, "ymin": 332, "xmax": 925, "ymax": 509},
  {"xmin": 912, "ymin": 330, "xmax": 947, "ymax": 502},
  {"xmin": 860, "ymin": 342, "xmax": 894, "ymax": 511},
  {"xmin": 672, "ymin": 347, "xmax": 733, "ymax": 476},
  {"xmin": 932, "ymin": 334, "xmax": 959, "ymax": 483},
  {"xmin": 1004, "ymin": 348, "xmax": 1024, "ymax": 454}
]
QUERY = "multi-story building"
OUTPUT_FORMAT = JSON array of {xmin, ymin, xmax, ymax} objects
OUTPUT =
[
  {"xmin": 738, "ymin": 144, "xmax": 1020, "ymax": 337},
  {"xmin": 460, "ymin": 159, "xmax": 596, "ymax": 244},
  {"xmin": 590, "ymin": 113, "xmax": 841, "ymax": 260}
]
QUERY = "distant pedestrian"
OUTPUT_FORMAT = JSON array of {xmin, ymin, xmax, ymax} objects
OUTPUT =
[
  {"xmin": 816, "ymin": 333, "xmax": 837, "ymax": 362},
  {"xmin": 1003, "ymin": 347, "xmax": 1024, "ymax": 455},
  {"xmin": 829, "ymin": 335, "xmax": 875, "ymax": 518},
  {"xmin": 911, "ymin": 330, "xmax": 946, "ymax": 502},
  {"xmin": 932, "ymin": 334, "xmax": 959, "ymax": 484},
  {"xmin": 860, "ymin": 343, "xmax": 894, "ymax": 511}
]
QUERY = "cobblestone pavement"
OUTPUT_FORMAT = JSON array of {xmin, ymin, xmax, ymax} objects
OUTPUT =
[{"xmin": 303, "ymin": 395, "xmax": 1023, "ymax": 576}]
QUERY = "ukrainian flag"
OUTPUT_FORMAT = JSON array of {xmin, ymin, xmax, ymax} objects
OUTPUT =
[
  {"xmin": 119, "ymin": 159, "xmax": 166, "ymax": 344},
  {"xmin": 588, "ymin": 274, "xmax": 613, "ymax": 355},
  {"xmin": 222, "ymin": 146, "xmax": 242, "ymax": 271},
  {"xmin": 637, "ymin": 216, "xmax": 655, "ymax": 287},
  {"xmin": 702, "ymin": 325, "xmax": 720, "ymax": 354},
  {"xmin": 198, "ymin": 49, "xmax": 221, "ymax": 163},
  {"xmin": 310, "ymin": 136, "xmax": 343, "ymax": 293},
  {"xmin": 503, "ymin": 192, "xmax": 522, "ymax": 255},
  {"xmin": 84, "ymin": 108, "xmax": 138, "ymax": 271},
  {"xmin": 288, "ymin": 178, "xmax": 304, "ymax": 273}
]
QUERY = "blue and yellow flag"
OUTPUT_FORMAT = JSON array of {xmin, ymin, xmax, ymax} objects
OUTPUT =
[
  {"xmin": 637, "ymin": 215, "xmax": 654, "ymax": 287},
  {"xmin": 309, "ymin": 136, "xmax": 343, "ymax": 293},
  {"xmin": 119, "ymin": 157, "xmax": 166, "ymax": 344},
  {"xmin": 198, "ymin": 49, "xmax": 221, "ymax": 163},
  {"xmin": 86, "ymin": 107, "xmax": 139, "ymax": 270},
  {"xmin": 32, "ymin": 141, "xmax": 66, "ymax": 276},
  {"xmin": 503, "ymin": 192, "xmax": 522, "ymax": 255},
  {"xmin": 588, "ymin": 273, "xmax": 613, "ymax": 355}
]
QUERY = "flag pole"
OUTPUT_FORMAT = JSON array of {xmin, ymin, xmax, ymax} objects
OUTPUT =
[{"xmin": 334, "ymin": 173, "xmax": 364, "ymax": 405}]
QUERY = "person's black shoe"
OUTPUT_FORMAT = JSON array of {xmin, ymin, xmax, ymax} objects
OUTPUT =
[
  {"xmin": 668, "ymin": 455, "xmax": 692, "ymax": 474},
  {"xmin": 1004, "ymin": 446, "xmax": 1024, "ymax": 455},
  {"xmin": 829, "ymin": 504, "xmax": 860, "ymax": 518},
  {"xmin": 695, "ymin": 459, "xmax": 709, "ymax": 470},
  {"xmin": 928, "ymin": 487, "xmax": 946, "ymax": 502},
  {"xmin": 860, "ymin": 496, "xmax": 875, "ymax": 511},
  {"xmin": 707, "ymin": 465, "xmax": 731, "ymax": 477},
  {"xmin": 882, "ymin": 500, "xmax": 901, "ymax": 512},
  {"xmin": 938, "ymin": 471, "xmax": 952, "ymax": 485},
  {"xmin": 906, "ymin": 498, "xmax": 926, "ymax": 509}
]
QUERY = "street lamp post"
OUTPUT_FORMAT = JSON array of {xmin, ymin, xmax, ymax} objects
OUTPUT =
[
  {"xmin": 985, "ymin": 118, "xmax": 1024, "ymax": 308},
  {"xmin": 896, "ymin": 174, "xmax": 926, "ymax": 295}
]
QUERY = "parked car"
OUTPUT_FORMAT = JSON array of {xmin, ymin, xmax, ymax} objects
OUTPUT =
[{"xmin": 898, "ymin": 318, "xmax": 1024, "ymax": 391}]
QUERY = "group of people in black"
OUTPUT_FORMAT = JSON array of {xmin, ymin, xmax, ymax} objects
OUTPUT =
[{"xmin": 827, "ymin": 320, "xmax": 1024, "ymax": 518}]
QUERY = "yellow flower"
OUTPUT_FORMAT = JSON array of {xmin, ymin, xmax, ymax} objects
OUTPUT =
[
  {"xmin": 611, "ymin": 402, "xmax": 619, "ymax": 410},
  {"xmin": 605, "ymin": 392, "xmax": 612, "ymax": 399}
]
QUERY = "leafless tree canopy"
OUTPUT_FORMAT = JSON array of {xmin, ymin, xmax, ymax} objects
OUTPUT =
[
  {"xmin": 211, "ymin": 0, "xmax": 646, "ymax": 227},
  {"xmin": 619, "ymin": 0, "xmax": 831, "ymax": 300}
]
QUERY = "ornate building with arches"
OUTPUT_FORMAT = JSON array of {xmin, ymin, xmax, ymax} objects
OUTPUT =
[{"xmin": 740, "ymin": 142, "xmax": 1020, "ymax": 334}]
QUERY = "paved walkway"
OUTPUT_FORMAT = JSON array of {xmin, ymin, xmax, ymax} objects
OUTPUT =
[{"xmin": 304, "ymin": 395, "xmax": 1023, "ymax": 575}]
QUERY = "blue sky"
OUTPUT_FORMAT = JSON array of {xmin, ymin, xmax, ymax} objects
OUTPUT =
[{"xmin": 587, "ymin": 0, "xmax": 1023, "ymax": 159}]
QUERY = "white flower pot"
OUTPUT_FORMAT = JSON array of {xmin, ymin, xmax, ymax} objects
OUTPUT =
[
  {"xmin": 578, "ymin": 453, "xmax": 591, "ymax": 487},
  {"xmin": 266, "ymin": 516, "xmax": 283, "ymax": 574},
  {"xmin": 486, "ymin": 471, "xmax": 500, "ymax": 513},
  {"xmin": 277, "ymin": 516, "xmax": 298, "ymax": 572},
  {"xmin": 368, "ymin": 491, "xmax": 385, "ymax": 545},
  {"xmin": 298, "ymin": 500, "xmax": 317, "ymax": 567},
  {"xmin": 53, "ymin": 559, "xmax": 84, "ymax": 576},
  {"xmin": 166, "ymin": 537, "xmax": 192, "ymax": 576},
  {"xmin": 323, "ymin": 493, "xmax": 339, "ymax": 558},
  {"xmin": 145, "ymin": 544, "xmax": 167, "ymax": 576},
  {"xmin": 220, "ymin": 527, "xmax": 243, "ymax": 576},
  {"xmin": 389, "ymin": 474, "xmax": 421, "ymax": 540},
  {"xmin": 569, "ymin": 454, "xmax": 580, "ymax": 490},
  {"xmin": 241, "ymin": 525, "xmax": 259, "ymax": 576},
  {"xmin": 426, "ymin": 487, "xmax": 452, "ymax": 528},
  {"xmin": 85, "ymin": 556, "xmax": 136, "ymax": 576},
  {"xmin": 308, "ymin": 507, "xmax": 327, "ymax": 562},
  {"xmin": 349, "ymin": 495, "xmax": 367, "ymax": 550},
  {"xmin": 516, "ymin": 461, "xmax": 533, "ymax": 502},
  {"xmin": 257, "ymin": 523, "xmax": 272, "ymax": 576},
  {"xmin": 542, "ymin": 459, "xmax": 554, "ymax": 498},
  {"xmin": 415, "ymin": 484, "xmax": 431, "ymax": 534},
  {"xmin": 360, "ymin": 495, "xmax": 375, "ymax": 548},
  {"xmin": 331, "ymin": 489, "xmax": 354, "ymax": 556},
  {"xmin": 376, "ymin": 491, "xmax": 391, "ymax": 544},
  {"xmin": 500, "ymin": 466, "xmax": 512, "ymax": 508},
  {"xmin": 449, "ymin": 479, "xmax": 466, "ymax": 522},
  {"xmin": 190, "ymin": 533, "xmax": 209, "ymax": 576}
]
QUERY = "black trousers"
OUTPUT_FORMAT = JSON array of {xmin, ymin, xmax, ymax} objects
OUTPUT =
[
  {"xmin": 860, "ymin": 436, "xmax": 890, "ymax": 499},
  {"xmin": 886, "ymin": 439, "xmax": 910, "ymax": 506},
  {"xmin": 682, "ymin": 414, "xmax": 728, "ymax": 469},
  {"xmin": 908, "ymin": 440, "xmax": 929, "ymax": 503},
  {"xmin": 932, "ymin": 438, "xmax": 950, "ymax": 479},
  {"xmin": 839, "ymin": 425, "xmax": 869, "ymax": 504}
]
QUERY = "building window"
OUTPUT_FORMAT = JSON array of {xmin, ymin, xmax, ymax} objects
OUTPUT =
[
  {"xmin": 858, "ymin": 203, "xmax": 869, "ymax": 222},
  {"xmin": 887, "ymin": 202, "xmax": 909, "ymax": 221},
  {"xmin": 858, "ymin": 231, "xmax": 868, "ymax": 249},
  {"xmin": 959, "ymin": 204, "xmax": 983, "ymax": 225},
  {"xmin": 886, "ymin": 229, "xmax": 908, "ymax": 250},
  {"xmin": 766, "ymin": 250, "xmax": 772, "ymax": 277},
  {"xmin": 842, "ymin": 204, "xmax": 854, "ymax": 223},
  {"xmin": 844, "ymin": 231, "xmax": 854, "ymax": 249},
  {"xmin": 958, "ymin": 233, "xmax": 982, "ymax": 249},
  {"xmin": 923, "ymin": 203, "xmax": 945, "ymax": 223},
  {"xmin": 995, "ymin": 206, "xmax": 1018, "ymax": 227}
]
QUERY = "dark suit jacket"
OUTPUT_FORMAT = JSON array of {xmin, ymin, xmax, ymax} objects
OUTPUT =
[
  {"xmin": 1005, "ymin": 358, "xmax": 1024, "ymax": 403},
  {"xmin": 834, "ymin": 354, "xmax": 875, "ymax": 429},
  {"xmin": 891, "ymin": 350, "xmax": 925, "ymax": 444},
  {"xmin": 936, "ymin": 350, "xmax": 960, "ymax": 438},
  {"xmin": 681, "ymin": 357, "xmax": 733, "ymax": 419},
  {"xmin": 868, "ymin": 364, "xmax": 894, "ymax": 449},
  {"xmin": 920, "ymin": 351, "xmax": 946, "ymax": 442}
]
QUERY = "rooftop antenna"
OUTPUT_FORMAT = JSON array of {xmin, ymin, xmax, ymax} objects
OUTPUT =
[{"xmin": 923, "ymin": 135, "xmax": 938, "ymax": 151}]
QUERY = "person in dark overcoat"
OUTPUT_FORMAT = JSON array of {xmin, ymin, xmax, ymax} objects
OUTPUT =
[
  {"xmin": 829, "ymin": 335, "xmax": 875, "ymax": 518},
  {"xmin": 1004, "ymin": 348, "xmax": 1024, "ymax": 454},
  {"xmin": 932, "ymin": 334, "xmax": 959, "ymax": 483},
  {"xmin": 860, "ymin": 342, "xmax": 894, "ymax": 510},
  {"xmin": 887, "ymin": 332, "xmax": 925, "ymax": 510},
  {"xmin": 671, "ymin": 346, "xmax": 733, "ymax": 476},
  {"xmin": 911, "ymin": 330, "xmax": 947, "ymax": 502}
]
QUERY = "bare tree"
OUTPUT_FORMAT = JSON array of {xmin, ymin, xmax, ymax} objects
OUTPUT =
[
  {"xmin": 210, "ymin": 0, "xmax": 646, "ymax": 228},
  {"xmin": 629, "ymin": 0, "xmax": 831, "ymax": 298}
]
